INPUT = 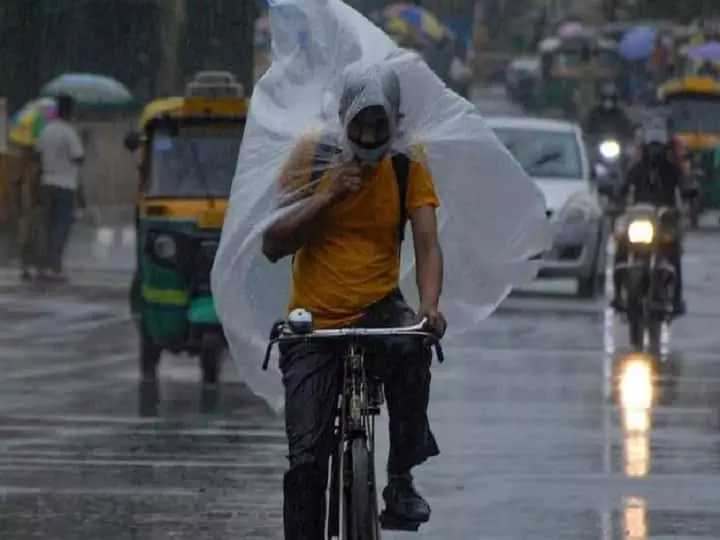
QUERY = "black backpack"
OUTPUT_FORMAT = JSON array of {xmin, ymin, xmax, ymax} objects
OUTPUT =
[{"xmin": 309, "ymin": 137, "xmax": 411, "ymax": 244}]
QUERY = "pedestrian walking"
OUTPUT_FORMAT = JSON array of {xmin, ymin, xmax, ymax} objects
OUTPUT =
[{"xmin": 35, "ymin": 94, "xmax": 85, "ymax": 282}]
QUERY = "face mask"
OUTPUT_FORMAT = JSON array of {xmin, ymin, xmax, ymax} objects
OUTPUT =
[{"xmin": 348, "ymin": 140, "xmax": 391, "ymax": 165}]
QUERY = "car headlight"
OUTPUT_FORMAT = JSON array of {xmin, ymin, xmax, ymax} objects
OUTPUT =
[
  {"xmin": 599, "ymin": 139, "xmax": 621, "ymax": 161},
  {"xmin": 554, "ymin": 205, "xmax": 589, "ymax": 226},
  {"xmin": 627, "ymin": 219, "xmax": 654, "ymax": 244},
  {"xmin": 153, "ymin": 234, "xmax": 177, "ymax": 259}
]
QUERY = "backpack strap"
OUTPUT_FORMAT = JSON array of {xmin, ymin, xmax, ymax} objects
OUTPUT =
[{"xmin": 391, "ymin": 152, "xmax": 410, "ymax": 244}]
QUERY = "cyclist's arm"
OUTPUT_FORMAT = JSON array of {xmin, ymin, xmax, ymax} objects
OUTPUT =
[
  {"xmin": 412, "ymin": 206, "xmax": 443, "ymax": 311},
  {"xmin": 262, "ymin": 134, "xmax": 330, "ymax": 263},
  {"xmin": 407, "ymin": 158, "xmax": 442, "ymax": 310}
]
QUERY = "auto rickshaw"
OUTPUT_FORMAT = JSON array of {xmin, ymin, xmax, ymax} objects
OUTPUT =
[
  {"xmin": 659, "ymin": 76, "xmax": 720, "ymax": 224},
  {"xmin": 536, "ymin": 34, "xmax": 619, "ymax": 117},
  {"xmin": 124, "ymin": 71, "xmax": 247, "ymax": 384}
]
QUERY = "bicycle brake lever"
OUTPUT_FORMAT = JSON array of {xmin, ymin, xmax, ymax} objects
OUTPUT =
[
  {"xmin": 262, "ymin": 342, "xmax": 273, "ymax": 371},
  {"xmin": 262, "ymin": 320, "xmax": 285, "ymax": 370},
  {"xmin": 434, "ymin": 342, "xmax": 445, "ymax": 364}
]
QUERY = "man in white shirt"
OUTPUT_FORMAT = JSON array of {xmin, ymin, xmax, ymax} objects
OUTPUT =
[{"xmin": 35, "ymin": 94, "xmax": 85, "ymax": 282}]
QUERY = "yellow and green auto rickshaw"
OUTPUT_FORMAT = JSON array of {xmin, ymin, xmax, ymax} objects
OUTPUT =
[
  {"xmin": 536, "ymin": 35, "xmax": 619, "ymax": 117},
  {"xmin": 124, "ymin": 71, "xmax": 247, "ymax": 384},
  {"xmin": 660, "ymin": 76, "xmax": 720, "ymax": 223}
]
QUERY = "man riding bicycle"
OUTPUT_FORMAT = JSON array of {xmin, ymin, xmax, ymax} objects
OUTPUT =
[{"xmin": 262, "ymin": 64, "xmax": 446, "ymax": 539}]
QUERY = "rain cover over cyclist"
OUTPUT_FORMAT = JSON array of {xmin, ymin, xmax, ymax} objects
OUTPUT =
[{"xmin": 211, "ymin": 0, "xmax": 551, "ymax": 537}]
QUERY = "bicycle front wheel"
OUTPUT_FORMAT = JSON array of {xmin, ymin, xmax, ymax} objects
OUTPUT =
[{"xmin": 350, "ymin": 436, "xmax": 378, "ymax": 540}]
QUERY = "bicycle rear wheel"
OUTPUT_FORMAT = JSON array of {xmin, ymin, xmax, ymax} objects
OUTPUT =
[{"xmin": 350, "ymin": 436, "xmax": 378, "ymax": 540}]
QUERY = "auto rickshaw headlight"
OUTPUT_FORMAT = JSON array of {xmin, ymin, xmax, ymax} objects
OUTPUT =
[
  {"xmin": 627, "ymin": 219, "xmax": 654, "ymax": 244},
  {"xmin": 154, "ymin": 235, "xmax": 177, "ymax": 259}
]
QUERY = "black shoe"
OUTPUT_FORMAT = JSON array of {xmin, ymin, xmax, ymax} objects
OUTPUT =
[{"xmin": 380, "ymin": 474, "xmax": 430, "ymax": 529}]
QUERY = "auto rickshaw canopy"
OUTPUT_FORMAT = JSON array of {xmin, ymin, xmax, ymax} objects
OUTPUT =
[{"xmin": 138, "ymin": 71, "xmax": 248, "ymax": 132}]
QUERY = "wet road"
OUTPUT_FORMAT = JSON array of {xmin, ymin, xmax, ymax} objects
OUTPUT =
[{"xmin": 3, "ymin": 92, "xmax": 720, "ymax": 539}]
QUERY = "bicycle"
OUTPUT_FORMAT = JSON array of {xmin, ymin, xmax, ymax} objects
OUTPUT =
[{"xmin": 262, "ymin": 308, "xmax": 445, "ymax": 540}]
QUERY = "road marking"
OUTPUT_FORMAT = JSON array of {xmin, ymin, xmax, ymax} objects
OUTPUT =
[
  {"xmin": 603, "ymin": 233, "xmax": 614, "ymax": 402},
  {"xmin": 0, "ymin": 353, "xmax": 132, "ymax": 382},
  {"xmin": 0, "ymin": 456, "xmax": 282, "ymax": 469},
  {"xmin": 0, "ymin": 485, "xmax": 203, "ymax": 497}
]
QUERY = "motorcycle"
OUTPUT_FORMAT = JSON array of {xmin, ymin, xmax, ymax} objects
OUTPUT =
[{"xmin": 613, "ymin": 204, "xmax": 677, "ymax": 353}]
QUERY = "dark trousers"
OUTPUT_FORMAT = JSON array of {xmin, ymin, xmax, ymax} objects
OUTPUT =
[
  {"xmin": 43, "ymin": 185, "xmax": 75, "ymax": 273},
  {"xmin": 280, "ymin": 290, "xmax": 439, "ymax": 540},
  {"xmin": 614, "ymin": 239, "xmax": 683, "ymax": 302}
]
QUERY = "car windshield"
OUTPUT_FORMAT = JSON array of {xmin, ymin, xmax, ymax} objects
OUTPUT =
[
  {"xmin": 669, "ymin": 97, "xmax": 720, "ymax": 134},
  {"xmin": 493, "ymin": 127, "xmax": 583, "ymax": 179},
  {"xmin": 149, "ymin": 121, "xmax": 245, "ymax": 197}
]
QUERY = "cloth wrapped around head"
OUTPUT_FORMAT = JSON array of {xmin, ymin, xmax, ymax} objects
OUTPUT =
[{"xmin": 211, "ymin": 0, "xmax": 551, "ymax": 411}]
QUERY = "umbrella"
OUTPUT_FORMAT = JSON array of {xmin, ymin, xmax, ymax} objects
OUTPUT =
[
  {"xmin": 557, "ymin": 21, "xmax": 585, "ymax": 39},
  {"xmin": 374, "ymin": 4, "xmax": 449, "ymax": 46},
  {"xmin": 619, "ymin": 26, "xmax": 657, "ymax": 60},
  {"xmin": 8, "ymin": 98, "xmax": 58, "ymax": 147},
  {"xmin": 40, "ymin": 73, "xmax": 133, "ymax": 108},
  {"xmin": 689, "ymin": 41, "xmax": 720, "ymax": 62}
]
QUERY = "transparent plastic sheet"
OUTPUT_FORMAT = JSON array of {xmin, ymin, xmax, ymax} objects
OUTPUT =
[{"xmin": 211, "ymin": 0, "xmax": 552, "ymax": 411}]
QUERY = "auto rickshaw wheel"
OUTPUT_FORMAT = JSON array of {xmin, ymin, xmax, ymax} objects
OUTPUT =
[
  {"xmin": 140, "ymin": 332, "xmax": 163, "ymax": 381},
  {"xmin": 200, "ymin": 335, "xmax": 225, "ymax": 386},
  {"xmin": 130, "ymin": 272, "xmax": 141, "ymax": 326}
]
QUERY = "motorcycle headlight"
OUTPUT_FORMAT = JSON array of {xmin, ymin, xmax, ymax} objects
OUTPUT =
[
  {"xmin": 153, "ymin": 234, "xmax": 177, "ymax": 259},
  {"xmin": 599, "ymin": 140, "xmax": 621, "ymax": 161},
  {"xmin": 627, "ymin": 219, "xmax": 654, "ymax": 244}
]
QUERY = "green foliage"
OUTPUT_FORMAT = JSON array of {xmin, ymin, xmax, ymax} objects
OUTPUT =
[{"xmin": 635, "ymin": 0, "xmax": 720, "ymax": 22}]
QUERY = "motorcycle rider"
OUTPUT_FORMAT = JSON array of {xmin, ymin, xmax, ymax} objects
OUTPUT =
[
  {"xmin": 611, "ymin": 119, "xmax": 696, "ymax": 316},
  {"xmin": 585, "ymin": 83, "xmax": 635, "ymax": 141},
  {"xmin": 263, "ymin": 63, "xmax": 446, "ymax": 539}
]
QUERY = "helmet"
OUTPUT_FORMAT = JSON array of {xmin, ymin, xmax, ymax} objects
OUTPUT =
[
  {"xmin": 637, "ymin": 115, "xmax": 669, "ymax": 164},
  {"xmin": 641, "ymin": 116, "xmax": 669, "ymax": 145},
  {"xmin": 599, "ymin": 83, "xmax": 618, "ymax": 109}
]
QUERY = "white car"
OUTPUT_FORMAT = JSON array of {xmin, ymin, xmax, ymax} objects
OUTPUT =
[{"xmin": 487, "ymin": 116, "xmax": 608, "ymax": 298}]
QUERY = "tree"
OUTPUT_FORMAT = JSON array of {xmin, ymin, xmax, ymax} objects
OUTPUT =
[
  {"xmin": 635, "ymin": 0, "xmax": 720, "ymax": 21},
  {"xmin": 181, "ymin": 0, "xmax": 258, "ymax": 94},
  {"xmin": 0, "ymin": 1, "xmax": 42, "ymax": 110}
]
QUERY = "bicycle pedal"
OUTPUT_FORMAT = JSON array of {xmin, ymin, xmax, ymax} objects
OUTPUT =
[{"xmin": 379, "ymin": 512, "xmax": 422, "ymax": 532}]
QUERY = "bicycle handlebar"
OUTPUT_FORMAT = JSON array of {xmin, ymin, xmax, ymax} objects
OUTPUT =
[{"xmin": 262, "ymin": 317, "xmax": 445, "ymax": 370}]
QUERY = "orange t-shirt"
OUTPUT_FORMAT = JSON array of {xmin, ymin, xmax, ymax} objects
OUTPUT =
[{"xmin": 278, "ymin": 135, "xmax": 440, "ymax": 329}]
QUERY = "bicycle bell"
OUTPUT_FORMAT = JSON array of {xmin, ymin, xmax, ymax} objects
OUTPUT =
[{"xmin": 288, "ymin": 308, "xmax": 314, "ymax": 334}]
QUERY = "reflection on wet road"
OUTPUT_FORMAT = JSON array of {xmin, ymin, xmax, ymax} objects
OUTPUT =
[
  {"xmin": 3, "ymin": 229, "xmax": 720, "ymax": 539},
  {"xmin": 3, "ymin": 92, "xmax": 720, "ymax": 537}
]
